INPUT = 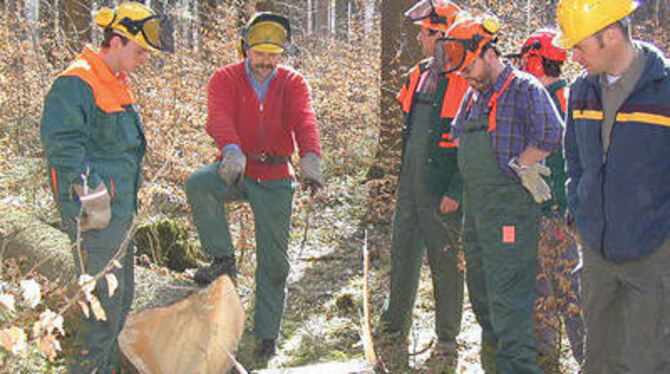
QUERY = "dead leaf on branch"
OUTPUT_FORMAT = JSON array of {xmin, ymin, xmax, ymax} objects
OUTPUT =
[{"xmin": 105, "ymin": 273, "xmax": 118, "ymax": 298}]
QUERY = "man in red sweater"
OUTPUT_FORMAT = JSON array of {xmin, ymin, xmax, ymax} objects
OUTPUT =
[{"xmin": 185, "ymin": 12, "xmax": 322, "ymax": 367}]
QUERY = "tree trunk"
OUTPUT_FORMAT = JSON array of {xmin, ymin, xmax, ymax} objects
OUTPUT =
[{"xmin": 367, "ymin": 0, "xmax": 420, "ymax": 180}]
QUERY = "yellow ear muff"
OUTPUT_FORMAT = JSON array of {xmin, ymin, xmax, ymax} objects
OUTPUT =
[
  {"xmin": 94, "ymin": 7, "xmax": 116, "ymax": 28},
  {"xmin": 482, "ymin": 16, "xmax": 499, "ymax": 35}
]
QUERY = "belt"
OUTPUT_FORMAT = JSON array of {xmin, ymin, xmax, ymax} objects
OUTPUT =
[{"xmin": 246, "ymin": 153, "xmax": 290, "ymax": 165}]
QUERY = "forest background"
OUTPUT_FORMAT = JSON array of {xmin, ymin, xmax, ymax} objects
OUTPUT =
[{"xmin": 0, "ymin": 0, "xmax": 668, "ymax": 372}]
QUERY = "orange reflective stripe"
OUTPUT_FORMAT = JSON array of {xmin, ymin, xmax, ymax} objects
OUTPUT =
[
  {"xmin": 60, "ymin": 47, "xmax": 134, "ymax": 113},
  {"xmin": 109, "ymin": 178, "xmax": 115, "ymax": 200},
  {"xmin": 399, "ymin": 65, "xmax": 423, "ymax": 113},
  {"xmin": 439, "ymin": 132, "xmax": 457, "ymax": 147},
  {"xmin": 50, "ymin": 167, "xmax": 58, "ymax": 197},
  {"xmin": 487, "ymin": 72, "xmax": 516, "ymax": 132},
  {"xmin": 555, "ymin": 86, "xmax": 568, "ymax": 114},
  {"xmin": 438, "ymin": 141, "xmax": 458, "ymax": 148},
  {"xmin": 440, "ymin": 73, "xmax": 470, "ymax": 119}
]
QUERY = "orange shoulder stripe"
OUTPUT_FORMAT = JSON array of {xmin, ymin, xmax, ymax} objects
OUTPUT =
[{"xmin": 60, "ymin": 48, "xmax": 134, "ymax": 113}]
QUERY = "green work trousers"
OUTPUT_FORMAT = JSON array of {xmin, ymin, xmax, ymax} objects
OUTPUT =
[
  {"xmin": 458, "ymin": 118, "xmax": 541, "ymax": 374},
  {"xmin": 186, "ymin": 163, "xmax": 295, "ymax": 340},
  {"xmin": 581, "ymin": 237, "xmax": 670, "ymax": 373},
  {"xmin": 380, "ymin": 98, "xmax": 464, "ymax": 345},
  {"xmin": 63, "ymin": 219, "xmax": 135, "ymax": 374}
]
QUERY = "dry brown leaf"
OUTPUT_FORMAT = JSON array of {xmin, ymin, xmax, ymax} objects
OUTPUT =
[
  {"xmin": 89, "ymin": 296, "xmax": 107, "ymax": 321},
  {"xmin": 0, "ymin": 293, "xmax": 16, "ymax": 312},
  {"xmin": 78, "ymin": 300, "xmax": 90, "ymax": 319},
  {"xmin": 105, "ymin": 273, "xmax": 118, "ymax": 298},
  {"xmin": 37, "ymin": 334, "xmax": 61, "ymax": 361},
  {"xmin": 0, "ymin": 327, "xmax": 27, "ymax": 355}
]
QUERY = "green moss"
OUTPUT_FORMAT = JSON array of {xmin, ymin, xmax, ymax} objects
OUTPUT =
[{"xmin": 134, "ymin": 218, "xmax": 199, "ymax": 272}]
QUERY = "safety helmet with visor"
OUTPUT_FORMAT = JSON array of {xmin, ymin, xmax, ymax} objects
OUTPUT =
[
  {"xmin": 438, "ymin": 16, "xmax": 500, "ymax": 75},
  {"xmin": 240, "ymin": 12, "xmax": 291, "ymax": 56},
  {"xmin": 553, "ymin": 0, "xmax": 640, "ymax": 49},
  {"xmin": 505, "ymin": 29, "xmax": 567, "ymax": 77},
  {"xmin": 405, "ymin": 0, "xmax": 464, "ymax": 32},
  {"xmin": 94, "ymin": 2, "xmax": 173, "ymax": 53}
]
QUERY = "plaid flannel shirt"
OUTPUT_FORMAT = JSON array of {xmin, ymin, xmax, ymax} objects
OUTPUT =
[{"xmin": 452, "ymin": 64, "xmax": 563, "ymax": 179}]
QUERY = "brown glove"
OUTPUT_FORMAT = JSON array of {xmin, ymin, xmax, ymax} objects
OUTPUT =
[{"xmin": 73, "ymin": 184, "xmax": 111, "ymax": 232}]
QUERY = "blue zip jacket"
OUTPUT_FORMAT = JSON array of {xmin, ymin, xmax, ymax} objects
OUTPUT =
[{"xmin": 565, "ymin": 42, "xmax": 670, "ymax": 263}]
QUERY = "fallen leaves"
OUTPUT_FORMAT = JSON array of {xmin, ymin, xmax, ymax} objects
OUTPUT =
[
  {"xmin": 0, "ymin": 293, "xmax": 16, "ymax": 312},
  {"xmin": 0, "ymin": 326, "xmax": 27, "ymax": 355},
  {"xmin": 20, "ymin": 279, "xmax": 41, "ymax": 309}
]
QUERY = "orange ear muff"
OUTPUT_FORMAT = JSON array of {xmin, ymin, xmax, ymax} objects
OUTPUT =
[{"xmin": 524, "ymin": 54, "xmax": 545, "ymax": 78}]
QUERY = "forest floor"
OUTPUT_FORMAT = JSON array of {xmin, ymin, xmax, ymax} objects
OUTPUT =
[{"xmin": 1, "ymin": 160, "xmax": 581, "ymax": 373}]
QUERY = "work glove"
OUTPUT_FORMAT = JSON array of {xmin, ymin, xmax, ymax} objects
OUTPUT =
[
  {"xmin": 73, "ymin": 183, "xmax": 111, "ymax": 232},
  {"xmin": 508, "ymin": 158, "xmax": 552, "ymax": 203},
  {"xmin": 218, "ymin": 147, "xmax": 246, "ymax": 186},
  {"xmin": 300, "ymin": 153, "xmax": 323, "ymax": 194}
]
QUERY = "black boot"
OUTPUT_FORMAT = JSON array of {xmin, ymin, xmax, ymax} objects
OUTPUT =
[
  {"xmin": 193, "ymin": 255, "xmax": 236, "ymax": 285},
  {"xmin": 253, "ymin": 338, "xmax": 276, "ymax": 368}
]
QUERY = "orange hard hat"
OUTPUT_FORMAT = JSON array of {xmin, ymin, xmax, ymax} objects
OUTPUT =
[
  {"xmin": 439, "ymin": 16, "xmax": 499, "ymax": 74},
  {"xmin": 405, "ymin": 0, "xmax": 464, "ymax": 32}
]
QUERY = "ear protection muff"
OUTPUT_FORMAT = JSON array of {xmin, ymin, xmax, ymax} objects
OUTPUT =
[{"xmin": 524, "ymin": 54, "xmax": 545, "ymax": 77}]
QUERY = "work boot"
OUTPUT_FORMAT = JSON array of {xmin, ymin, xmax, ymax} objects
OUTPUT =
[
  {"xmin": 193, "ymin": 255, "xmax": 236, "ymax": 285},
  {"xmin": 374, "ymin": 330, "xmax": 409, "ymax": 372},
  {"xmin": 425, "ymin": 340, "xmax": 458, "ymax": 374},
  {"xmin": 253, "ymin": 338, "xmax": 276, "ymax": 369}
]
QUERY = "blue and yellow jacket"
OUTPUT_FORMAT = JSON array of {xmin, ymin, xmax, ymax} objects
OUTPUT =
[
  {"xmin": 40, "ymin": 46, "xmax": 146, "ymax": 222},
  {"xmin": 565, "ymin": 42, "xmax": 670, "ymax": 263}
]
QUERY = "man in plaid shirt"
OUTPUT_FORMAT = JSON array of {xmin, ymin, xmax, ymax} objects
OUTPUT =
[{"xmin": 443, "ymin": 16, "xmax": 562, "ymax": 373}]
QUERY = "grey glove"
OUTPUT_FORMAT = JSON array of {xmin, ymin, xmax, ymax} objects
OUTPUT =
[
  {"xmin": 509, "ymin": 158, "xmax": 552, "ymax": 203},
  {"xmin": 217, "ymin": 147, "xmax": 246, "ymax": 185},
  {"xmin": 300, "ymin": 153, "xmax": 324, "ymax": 193},
  {"xmin": 73, "ymin": 183, "xmax": 111, "ymax": 232}
]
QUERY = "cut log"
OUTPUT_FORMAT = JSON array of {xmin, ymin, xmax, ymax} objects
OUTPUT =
[{"xmin": 119, "ymin": 275, "xmax": 244, "ymax": 374}]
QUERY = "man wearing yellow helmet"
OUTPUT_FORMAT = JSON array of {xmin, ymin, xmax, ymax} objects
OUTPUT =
[
  {"xmin": 39, "ymin": 2, "xmax": 169, "ymax": 373},
  {"xmin": 185, "ymin": 11, "xmax": 322, "ymax": 368},
  {"xmin": 556, "ymin": 0, "xmax": 670, "ymax": 372},
  {"xmin": 444, "ymin": 15, "xmax": 563, "ymax": 373},
  {"xmin": 376, "ymin": 1, "xmax": 467, "ymax": 372}
]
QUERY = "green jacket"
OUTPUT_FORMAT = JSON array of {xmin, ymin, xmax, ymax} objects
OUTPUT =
[
  {"xmin": 398, "ymin": 60, "xmax": 469, "ymax": 200},
  {"xmin": 40, "ymin": 46, "xmax": 146, "ymax": 222},
  {"xmin": 540, "ymin": 78, "xmax": 568, "ymax": 217}
]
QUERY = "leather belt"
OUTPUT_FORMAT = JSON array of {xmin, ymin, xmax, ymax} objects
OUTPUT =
[{"xmin": 246, "ymin": 152, "xmax": 290, "ymax": 165}]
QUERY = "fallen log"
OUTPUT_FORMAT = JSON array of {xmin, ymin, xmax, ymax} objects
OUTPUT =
[{"xmin": 1, "ymin": 205, "xmax": 244, "ymax": 373}]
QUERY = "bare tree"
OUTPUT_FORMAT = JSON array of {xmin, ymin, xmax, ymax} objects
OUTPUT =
[{"xmin": 367, "ymin": 0, "xmax": 420, "ymax": 179}]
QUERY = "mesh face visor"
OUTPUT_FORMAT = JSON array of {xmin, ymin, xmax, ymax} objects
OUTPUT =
[
  {"xmin": 439, "ymin": 38, "xmax": 468, "ymax": 74},
  {"xmin": 119, "ymin": 14, "xmax": 174, "ymax": 52},
  {"xmin": 404, "ymin": 0, "xmax": 436, "ymax": 22}
]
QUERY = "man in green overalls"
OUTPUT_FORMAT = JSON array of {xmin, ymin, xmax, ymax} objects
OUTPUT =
[
  {"xmin": 442, "ymin": 16, "xmax": 562, "ymax": 373},
  {"xmin": 40, "ymin": 3, "xmax": 171, "ymax": 373},
  {"xmin": 376, "ymin": 1, "xmax": 467, "ymax": 372}
]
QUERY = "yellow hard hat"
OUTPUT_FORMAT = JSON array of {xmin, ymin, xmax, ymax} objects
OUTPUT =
[
  {"xmin": 95, "ymin": 2, "xmax": 172, "ymax": 52},
  {"xmin": 554, "ymin": 0, "xmax": 640, "ymax": 48},
  {"xmin": 241, "ymin": 12, "xmax": 291, "ymax": 56}
]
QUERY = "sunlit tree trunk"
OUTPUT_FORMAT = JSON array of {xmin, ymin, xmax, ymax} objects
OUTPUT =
[{"xmin": 367, "ymin": 0, "xmax": 420, "ymax": 179}]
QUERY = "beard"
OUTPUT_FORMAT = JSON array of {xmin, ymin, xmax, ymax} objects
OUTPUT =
[{"xmin": 467, "ymin": 61, "xmax": 495, "ymax": 92}]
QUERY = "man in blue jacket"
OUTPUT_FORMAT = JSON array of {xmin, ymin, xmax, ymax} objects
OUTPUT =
[{"xmin": 555, "ymin": 0, "xmax": 670, "ymax": 372}]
